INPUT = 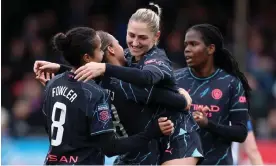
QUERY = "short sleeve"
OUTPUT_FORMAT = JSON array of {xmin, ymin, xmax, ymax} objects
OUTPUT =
[
  {"xmin": 87, "ymin": 92, "xmax": 114, "ymax": 136},
  {"xmin": 229, "ymin": 79, "xmax": 248, "ymax": 112}
]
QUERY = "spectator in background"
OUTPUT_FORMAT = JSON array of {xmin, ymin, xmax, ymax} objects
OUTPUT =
[
  {"xmin": 23, "ymin": 16, "xmax": 40, "ymax": 42},
  {"xmin": 247, "ymin": 27, "xmax": 274, "ymax": 95},
  {"xmin": 166, "ymin": 30, "xmax": 186, "ymax": 69},
  {"xmin": 246, "ymin": 27, "xmax": 276, "ymax": 138},
  {"xmin": 267, "ymin": 108, "xmax": 276, "ymax": 139},
  {"xmin": 10, "ymin": 73, "xmax": 44, "ymax": 137},
  {"xmin": 246, "ymin": 73, "xmax": 269, "ymax": 133},
  {"xmin": 2, "ymin": 107, "xmax": 10, "ymax": 135}
]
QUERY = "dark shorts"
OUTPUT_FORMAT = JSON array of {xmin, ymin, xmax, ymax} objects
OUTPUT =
[
  {"xmin": 158, "ymin": 131, "xmax": 204, "ymax": 164},
  {"xmin": 114, "ymin": 140, "xmax": 159, "ymax": 165}
]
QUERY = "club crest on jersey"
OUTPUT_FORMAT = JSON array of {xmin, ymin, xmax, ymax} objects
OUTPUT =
[
  {"xmin": 144, "ymin": 59, "xmax": 165, "ymax": 66},
  {"xmin": 97, "ymin": 104, "xmax": 110, "ymax": 122},
  {"xmin": 144, "ymin": 59, "xmax": 157, "ymax": 64},
  {"xmin": 239, "ymin": 96, "xmax": 246, "ymax": 103},
  {"xmin": 211, "ymin": 89, "xmax": 223, "ymax": 100}
]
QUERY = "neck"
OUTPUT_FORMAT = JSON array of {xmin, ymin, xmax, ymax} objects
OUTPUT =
[
  {"xmin": 135, "ymin": 56, "xmax": 142, "ymax": 61},
  {"xmin": 108, "ymin": 57, "xmax": 126, "ymax": 66},
  {"xmin": 191, "ymin": 63, "xmax": 216, "ymax": 78}
]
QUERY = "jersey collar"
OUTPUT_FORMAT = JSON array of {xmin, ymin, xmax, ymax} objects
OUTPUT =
[{"xmin": 188, "ymin": 68, "xmax": 221, "ymax": 80}]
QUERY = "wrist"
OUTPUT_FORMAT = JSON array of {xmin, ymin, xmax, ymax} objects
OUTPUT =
[
  {"xmin": 101, "ymin": 63, "xmax": 106, "ymax": 73},
  {"xmin": 205, "ymin": 118, "xmax": 209, "ymax": 127},
  {"xmin": 105, "ymin": 63, "xmax": 112, "ymax": 76},
  {"xmin": 57, "ymin": 64, "xmax": 61, "ymax": 70},
  {"xmin": 184, "ymin": 104, "xmax": 189, "ymax": 110},
  {"xmin": 146, "ymin": 120, "xmax": 163, "ymax": 139}
]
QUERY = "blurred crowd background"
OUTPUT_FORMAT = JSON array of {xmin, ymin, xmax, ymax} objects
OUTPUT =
[{"xmin": 1, "ymin": 0, "xmax": 276, "ymax": 164}]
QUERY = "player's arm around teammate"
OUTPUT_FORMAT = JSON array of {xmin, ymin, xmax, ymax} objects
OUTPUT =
[
  {"xmin": 35, "ymin": 64, "xmax": 175, "ymax": 139},
  {"xmin": 35, "ymin": 2, "xmax": 200, "ymax": 164},
  {"xmin": 40, "ymin": 27, "xmax": 177, "ymax": 165},
  {"xmin": 34, "ymin": 59, "xmax": 192, "ymax": 111}
]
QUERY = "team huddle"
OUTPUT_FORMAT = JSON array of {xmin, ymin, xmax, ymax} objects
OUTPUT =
[{"xmin": 33, "ymin": 3, "xmax": 256, "ymax": 165}]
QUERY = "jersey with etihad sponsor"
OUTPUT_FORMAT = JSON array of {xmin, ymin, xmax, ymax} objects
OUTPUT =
[
  {"xmin": 125, "ymin": 47, "xmax": 199, "ymax": 134},
  {"xmin": 56, "ymin": 59, "xmax": 191, "ymax": 164},
  {"xmin": 124, "ymin": 48, "xmax": 201, "ymax": 163},
  {"xmin": 100, "ymin": 49, "xmax": 200, "ymax": 164},
  {"xmin": 174, "ymin": 67, "xmax": 249, "ymax": 165}
]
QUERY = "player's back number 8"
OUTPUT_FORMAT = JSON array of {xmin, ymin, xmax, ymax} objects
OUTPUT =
[{"xmin": 51, "ymin": 102, "xmax": 67, "ymax": 146}]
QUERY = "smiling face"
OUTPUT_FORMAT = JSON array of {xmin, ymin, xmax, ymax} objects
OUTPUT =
[
  {"xmin": 184, "ymin": 29, "xmax": 210, "ymax": 68},
  {"xmin": 126, "ymin": 21, "xmax": 159, "ymax": 58}
]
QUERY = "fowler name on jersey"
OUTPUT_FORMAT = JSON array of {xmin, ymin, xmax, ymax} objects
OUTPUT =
[{"xmin": 52, "ymin": 86, "xmax": 78, "ymax": 103}]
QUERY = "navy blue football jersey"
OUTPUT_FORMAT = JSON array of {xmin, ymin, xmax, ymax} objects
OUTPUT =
[
  {"xmin": 52, "ymin": 61, "xmax": 190, "ymax": 165},
  {"xmin": 174, "ymin": 67, "xmax": 249, "ymax": 165},
  {"xmin": 125, "ymin": 47, "xmax": 199, "ymax": 134},
  {"xmin": 122, "ymin": 48, "xmax": 201, "ymax": 164},
  {"xmin": 43, "ymin": 71, "xmax": 113, "ymax": 165},
  {"xmin": 100, "ymin": 75, "xmax": 160, "ymax": 165}
]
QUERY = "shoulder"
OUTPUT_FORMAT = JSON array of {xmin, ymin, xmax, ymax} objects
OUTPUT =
[
  {"xmin": 148, "ymin": 47, "xmax": 167, "ymax": 58},
  {"xmin": 174, "ymin": 67, "xmax": 190, "ymax": 79},
  {"xmin": 216, "ymin": 70, "xmax": 244, "ymax": 96},
  {"xmin": 45, "ymin": 73, "xmax": 65, "ymax": 92},
  {"xmin": 145, "ymin": 47, "xmax": 171, "ymax": 65},
  {"xmin": 174, "ymin": 67, "xmax": 189, "ymax": 75},
  {"xmin": 81, "ymin": 80, "xmax": 108, "ymax": 102},
  {"xmin": 217, "ymin": 69, "xmax": 241, "ymax": 85}
]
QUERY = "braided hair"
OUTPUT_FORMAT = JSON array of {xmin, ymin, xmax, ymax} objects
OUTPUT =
[{"xmin": 188, "ymin": 24, "xmax": 251, "ymax": 101}]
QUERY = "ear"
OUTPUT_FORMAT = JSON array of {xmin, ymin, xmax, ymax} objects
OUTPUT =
[
  {"xmin": 107, "ymin": 46, "xmax": 115, "ymax": 56},
  {"xmin": 82, "ymin": 53, "xmax": 93, "ymax": 63},
  {"xmin": 207, "ymin": 44, "xmax": 215, "ymax": 55},
  {"xmin": 155, "ymin": 31, "xmax": 161, "ymax": 41}
]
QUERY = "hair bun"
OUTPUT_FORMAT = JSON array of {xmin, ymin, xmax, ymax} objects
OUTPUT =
[
  {"xmin": 53, "ymin": 33, "xmax": 69, "ymax": 52},
  {"xmin": 148, "ymin": 2, "xmax": 162, "ymax": 17}
]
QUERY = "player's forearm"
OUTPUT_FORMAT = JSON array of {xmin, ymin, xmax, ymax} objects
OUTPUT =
[
  {"xmin": 93, "ymin": 120, "xmax": 162, "ymax": 157},
  {"xmin": 105, "ymin": 64, "xmax": 161, "ymax": 86},
  {"xmin": 151, "ymin": 88, "xmax": 187, "ymax": 110},
  {"xmin": 204, "ymin": 111, "xmax": 248, "ymax": 142},
  {"xmin": 117, "ymin": 80, "xmax": 187, "ymax": 110},
  {"xmin": 100, "ymin": 132, "xmax": 153, "ymax": 157},
  {"xmin": 206, "ymin": 120, "xmax": 248, "ymax": 142},
  {"xmin": 248, "ymin": 151, "xmax": 263, "ymax": 165},
  {"xmin": 244, "ymin": 132, "xmax": 264, "ymax": 165}
]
